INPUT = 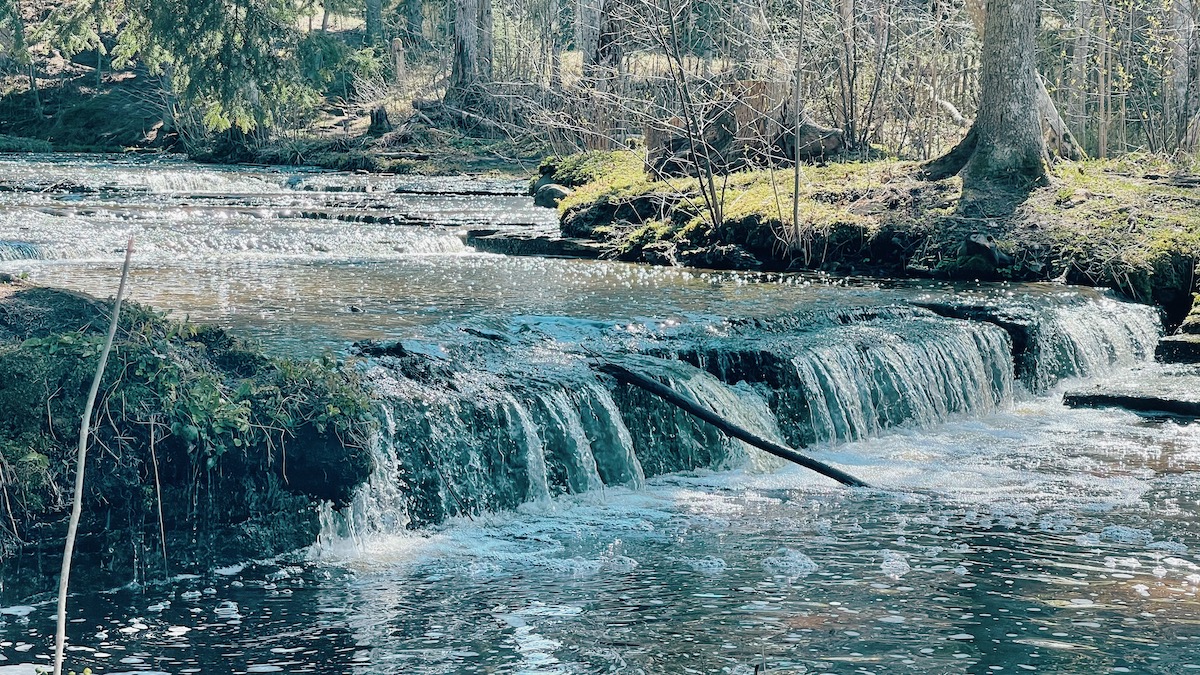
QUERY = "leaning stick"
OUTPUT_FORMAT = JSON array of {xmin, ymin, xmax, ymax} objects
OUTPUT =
[
  {"xmin": 54, "ymin": 238, "xmax": 135, "ymax": 675},
  {"xmin": 595, "ymin": 362, "xmax": 870, "ymax": 488}
]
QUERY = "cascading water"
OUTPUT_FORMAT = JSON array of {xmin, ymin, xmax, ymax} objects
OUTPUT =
[
  {"xmin": 0, "ymin": 240, "xmax": 44, "ymax": 262},
  {"xmin": 3, "ymin": 156, "xmax": 1194, "ymax": 675},
  {"xmin": 1030, "ymin": 295, "xmax": 1161, "ymax": 386},
  {"xmin": 321, "ymin": 291, "xmax": 1162, "ymax": 536}
]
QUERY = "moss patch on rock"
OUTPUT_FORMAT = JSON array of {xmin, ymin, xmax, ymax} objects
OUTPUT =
[{"xmin": 0, "ymin": 281, "xmax": 376, "ymax": 590}]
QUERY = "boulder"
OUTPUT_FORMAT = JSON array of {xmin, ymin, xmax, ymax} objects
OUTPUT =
[
  {"xmin": 534, "ymin": 183, "xmax": 573, "ymax": 208},
  {"xmin": 677, "ymin": 243, "xmax": 763, "ymax": 271},
  {"xmin": 1158, "ymin": 334, "xmax": 1200, "ymax": 363},
  {"xmin": 959, "ymin": 233, "xmax": 1014, "ymax": 268}
]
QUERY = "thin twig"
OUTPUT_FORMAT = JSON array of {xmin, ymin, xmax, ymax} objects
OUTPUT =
[
  {"xmin": 54, "ymin": 238, "xmax": 134, "ymax": 675},
  {"xmin": 150, "ymin": 419, "xmax": 169, "ymax": 578}
]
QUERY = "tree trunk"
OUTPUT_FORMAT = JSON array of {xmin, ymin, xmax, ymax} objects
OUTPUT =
[
  {"xmin": 449, "ymin": 0, "xmax": 480, "ymax": 94},
  {"xmin": 925, "ymin": 0, "xmax": 1048, "ymax": 191},
  {"xmin": 478, "ymin": 0, "xmax": 493, "ymax": 81},
  {"xmin": 579, "ymin": 0, "xmax": 602, "ymax": 81},
  {"xmin": 1173, "ymin": 0, "xmax": 1200, "ymax": 151},
  {"xmin": 966, "ymin": 0, "xmax": 1048, "ymax": 188},
  {"xmin": 365, "ymin": 0, "xmax": 383, "ymax": 46},
  {"xmin": 29, "ymin": 64, "xmax": 42, "ymax": 113},
  {"xmin": 403, "ymin": 0, "xmax": 423, "ymax": 45},
  {"xmin": 960, "ymin": 0, "xmax": 1084, "ymax": 162},
  {"xmin": 549, "ymin": 0, "xmax": 562, "ymax": 90},
  {"xmin": 1068, "ymin": 0, "xmax": 1092, "ymax": 137}
]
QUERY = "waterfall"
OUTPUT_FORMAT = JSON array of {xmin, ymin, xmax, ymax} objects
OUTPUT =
[
  {"xmin": 681, "ymin": 309, "xmax": 1014, "ymax": 446},
  {"xmin": 0, "ymin": 240, "xmax": 45, "ymax": 262},
  {"xmin": 122, "ymin": 169, "xmax": 282, "ymax": 195},
  {"xmin": 319, "ymin": 293, "xmax": 1164, "ymax": 541},
  {"xmin": 1024, "ymin": 295, "xmax": 1161, "ymax": 390}
]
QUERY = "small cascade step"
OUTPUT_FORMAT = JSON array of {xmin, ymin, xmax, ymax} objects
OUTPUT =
[
  {"xmin": 1064, "ymin": 367, "xmax": 1200, "ymax": 419},
  {"xmin": 1157, "ymin": 334, "xmax": 1200, "ymax": 364},
  {"xmin": 465, "ymin": 227, "xmax": 607, "ymax": 259}
]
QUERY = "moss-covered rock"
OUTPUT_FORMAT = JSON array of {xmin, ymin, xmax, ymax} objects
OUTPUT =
[{"xmin": 0, "ymin": 281, "xmax": 377, "ymax": 592}]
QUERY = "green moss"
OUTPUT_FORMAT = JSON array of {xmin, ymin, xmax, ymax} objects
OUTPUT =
[
  {"xmin": 552, "ymin": 153, "xmax": 928, "ymax": 269},
  {"xmin": 546, "ymin": 150, "xmax": 1200, "ymax": 317},
  {"xmin": 0, "ymin": 289, "xmax": 376, "ymax": 536},
  {"xmin": 540, "ymin": 151, "xmax": 636, "ymax": 188},
  {"xmin": 0, "ymin": 134, "xmax": 52, "ymax": 153}
]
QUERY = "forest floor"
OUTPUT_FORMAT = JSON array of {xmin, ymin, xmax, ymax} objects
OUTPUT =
[
  {"xmin": 535, "ymin": 150, "xmax": 1200, "ymax": 328},
  {"xmin": 0, "ymin": 64, "xmax": 546, "ymax": 175}
]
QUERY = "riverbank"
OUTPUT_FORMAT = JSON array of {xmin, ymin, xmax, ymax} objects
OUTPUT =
[
  {"xmin": 522, "ymin": 151, "xmax": 1200, "ymax": 327},
  {"xmin": 0, "ymin": 278, "xmax": 376, "ymax": 590},
  {"xmin": 0, "ymin": 69, "xmax": 543, "ymax": 177}
]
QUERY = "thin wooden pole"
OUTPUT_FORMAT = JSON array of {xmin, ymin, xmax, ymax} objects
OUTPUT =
[
  {"xmin": 596, "ymin": 362, "xmax": 870, "ymax": 488},
  {"xmin": 54, "ymin": 238, "xmax": 135, "ymax": 675}
]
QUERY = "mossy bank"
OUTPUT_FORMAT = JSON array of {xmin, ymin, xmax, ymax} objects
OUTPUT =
[
  {"xmin": 0, "ymin": 278, "xmax": 377, "ymax": 597},
  {"xmin": 538, "ymin": 151, "xmax": 1200, "ymax": 327}
]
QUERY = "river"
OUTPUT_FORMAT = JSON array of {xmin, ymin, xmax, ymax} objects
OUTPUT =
[{"xmin": 0, "ymin": 154, "xmax": 1197, "ymax": 674}]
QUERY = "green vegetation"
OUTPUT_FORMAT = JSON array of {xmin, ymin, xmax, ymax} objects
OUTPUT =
[
  {"xmin": 0, "ymin": 134, "xmax": 52, "ymax": 152},
  {"xmin": 548, "ymin": 150, "xmax": 1200, "ymax": 323},
  {"xmin": 0, "ymin": 284, "xmax": 376, "ymax": 549}
]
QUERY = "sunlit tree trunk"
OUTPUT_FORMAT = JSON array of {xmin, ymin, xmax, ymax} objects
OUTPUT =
[
  {"xmin": 924, "ymin": 0, "xmax": 1047, "ymax": 190},
  {"xmin": 965, "ymin": 0, "xmax": 1047, "ymax": 186},
  {"xmin": 448, "ymin": 0, "xmax": 493, "ymax": 97}
]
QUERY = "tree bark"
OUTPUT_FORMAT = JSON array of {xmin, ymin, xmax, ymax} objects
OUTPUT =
[
  {"xmin": 365, "ymin": 0, "xmax": 383, "ymax": 46},
  {"xmin": 965, "ymin": 0, "xmax": 1048, "ymax": 188},
  {"xmin": 404, "ymin": 0, "xmax": 423, "ymax": 45},
  {"xmin": 925, "ymin": 0, "xmax": 1048, "ymax": 190},
  {"xmin": 449, "ymin": 0, "xmax": 476, "ymax": 92}
]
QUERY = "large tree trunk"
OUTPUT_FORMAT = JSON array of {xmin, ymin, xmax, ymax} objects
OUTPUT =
[
  {"xmin": 448, "ymin": 0, "xmax": 491, "ymax": 97},
  {"xmin": 924, "ymin": 0, "xmax": 1048, "ymax": 190},
  {"xmin": 365, "ymin": 0, "xmax": 383, "ymax": 46},
  {"xmin": 965, "ymin": 0, "xmax": 1048, "ymax": 188}
]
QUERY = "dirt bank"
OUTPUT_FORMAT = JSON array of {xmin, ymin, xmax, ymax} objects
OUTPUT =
[{"xmin": 534, "ymin": 152, "xmax": 1200, "ymax": 328}]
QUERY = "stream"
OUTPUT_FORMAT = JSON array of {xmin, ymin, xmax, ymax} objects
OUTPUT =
[{"xmin": 0, "ymin": 154, "xmax": 1198, "ymax": 674}]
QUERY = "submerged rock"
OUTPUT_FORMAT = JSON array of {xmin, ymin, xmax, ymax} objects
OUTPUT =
[{"xmin": 465, "ymin": 227, "xmax": 605, "ymax": 259}]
